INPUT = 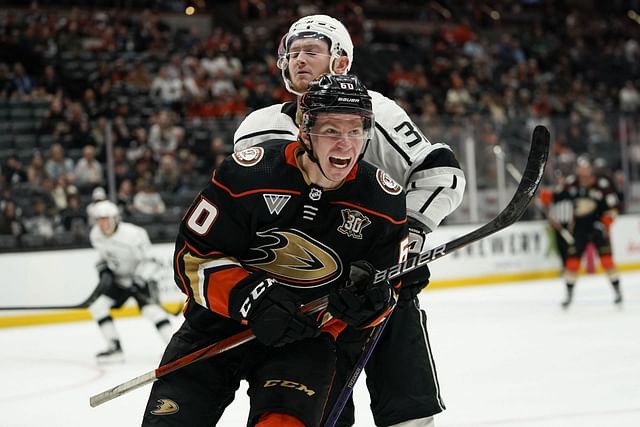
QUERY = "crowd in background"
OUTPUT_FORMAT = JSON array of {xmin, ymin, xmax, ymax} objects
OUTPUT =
[{"xmin": 1, "ymin": 0, "xmax": 639, "ymax": 250}]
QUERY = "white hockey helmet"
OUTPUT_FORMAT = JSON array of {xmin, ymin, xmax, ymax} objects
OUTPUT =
[
  {"xmin": 277, "ymin": 14, "xmax": 354, "ymax": 95},
  {"xmin": 93, "ymin": 200, "xmax": 120, "ymax": 235},
  {"xmin": 92, "ymin": 186, "xmax": 106, "ymax": 201}
]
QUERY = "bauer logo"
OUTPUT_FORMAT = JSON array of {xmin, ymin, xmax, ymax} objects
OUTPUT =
[
  {"xmin": 150, "ymin": 398, "xmax": 179, "ymax": 415},
  {"xmin": 337, "ymin": 97, "xmax": 359, "ymax": 103}
]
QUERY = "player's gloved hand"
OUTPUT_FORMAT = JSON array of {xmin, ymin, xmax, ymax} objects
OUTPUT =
[
  {"xmin": 399, "ymin": 217, "xmax": 432, "ymax": 300},
  {"xmin": 328, "ymin": 260, "xmax": 394, "ymax": 329},
  {"xmin": 229, "ymin": 273, "xmax": 320, "ymax": 347}
]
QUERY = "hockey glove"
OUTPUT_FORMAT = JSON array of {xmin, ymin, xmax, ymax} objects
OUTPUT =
[
  {"xmin": 228, "ymin": 273, "xmax": 320, "ymax": 347},
  {"xmin": 399, "ymin": 217, "xmax": 432, "ymax": 300},
  {"xmin": 328, "ymin": 260, "xmax": 394, "ymax": 329}
]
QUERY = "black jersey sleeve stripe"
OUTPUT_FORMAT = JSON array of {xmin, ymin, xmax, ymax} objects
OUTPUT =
[
  {"xmin": 411, "ymin": 146, "xmax": 461, "ymax": 173},
  {"xmin": 419, "ymin": 186, "xmax": 444, "ymax": 214},
  {"xmin": 375, "ymin": 122, "xmax": 412, "ymax": 165},
  {"xmin": 235, "ymin": 129, "xmax": 296, "ymax": 143},
  {"xmin": 452, "ymin": 175, "xmax": 458, "ymax": 189}
]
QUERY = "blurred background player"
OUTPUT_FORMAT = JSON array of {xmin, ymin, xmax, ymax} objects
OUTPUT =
[
  {"xmin": 88, "ymin": 200, "xmax": 173, "ymax": 362},
  {"xmin": 234, "ymin": 14, "xmax": 465, "ymax": 427},
  {"xmin": 545, "ymin": 156, "xmax": 622, "ymax": 308}
]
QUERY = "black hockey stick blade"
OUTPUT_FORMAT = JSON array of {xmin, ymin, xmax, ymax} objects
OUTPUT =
[
  {"xmin": 373, "ymin": 124, "xmax": 550, "ymax": 284},
  {"xmin": 0, "ymin": 283, "xmax": 103, "ymax": 310}
]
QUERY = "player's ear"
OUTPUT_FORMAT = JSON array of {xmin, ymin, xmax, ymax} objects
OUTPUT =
[{"xmin": 333, "ymin": 55, "xmax": 350, "ymax": 75}]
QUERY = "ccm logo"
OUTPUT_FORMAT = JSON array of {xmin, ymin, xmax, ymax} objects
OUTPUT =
[
  {"xmin": 264, "ymin": 379, "xmax": 316, "ymax": 396},
  {"xmin": 240, "ymin": 278, "xmax": 276, "ymax": 318}
]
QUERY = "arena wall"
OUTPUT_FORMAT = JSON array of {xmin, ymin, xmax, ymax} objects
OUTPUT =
[{"xmin": 2, "ymin": 216, "xmax": 639, "ymax": 327}]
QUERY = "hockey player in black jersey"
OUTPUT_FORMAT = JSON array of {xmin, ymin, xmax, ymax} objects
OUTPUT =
[
  {"xmin": 142, "ymin": 74, "xmax": 411, "ymax": 426},
  {"xmin": 544, "ymin": 156, "xmax": 623, "ymax": 308},
  {"xmin": 234, "ymin": 15, "xmax": 464, "ymax": 427}
]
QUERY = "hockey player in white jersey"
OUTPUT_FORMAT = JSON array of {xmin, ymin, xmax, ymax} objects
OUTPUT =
[
  {"xmin": 88, "ymin": 200, "xmax": 173, "ymax": 363},
  {"xmin": 234, "ymin": 15, "xmax": 466, "ymax": 427}
]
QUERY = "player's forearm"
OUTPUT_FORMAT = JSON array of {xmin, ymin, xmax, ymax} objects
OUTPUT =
[{"xmin": 405, "ymin": 171, "xmax": 466, "ymax": 231}]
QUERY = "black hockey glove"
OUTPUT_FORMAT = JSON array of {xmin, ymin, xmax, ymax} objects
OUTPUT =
[
  {"xmin": 328, "ymin": 260, "xmax": 394, "ymax": 329},
  {"xmin": 399, "ymin": 217, "xmax": 432, "ymax": 300},
  {"xmin": 228, "ymin": 273, "xmax": 320, "ymax": 347}
]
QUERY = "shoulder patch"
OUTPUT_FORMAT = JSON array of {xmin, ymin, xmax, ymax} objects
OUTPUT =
[
  {"xmin": 232, "ymin": 147, "xmax": 264, "ymax": 167},
  {"xmin": 376, "ymin": 169, "xmax": 403, "ymax": 195}
]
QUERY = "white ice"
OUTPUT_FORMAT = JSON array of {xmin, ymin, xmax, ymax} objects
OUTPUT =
[{"xmin": 1, "ymin": 272, "xmax": 639, "ymax": 427}]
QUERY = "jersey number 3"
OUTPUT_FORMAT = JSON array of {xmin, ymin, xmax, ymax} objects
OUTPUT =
[{"xmin": 394, "ymin": 121, "xmax": 425, "ymax": 148}]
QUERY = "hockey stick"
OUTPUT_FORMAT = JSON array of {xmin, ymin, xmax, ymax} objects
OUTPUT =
[
  {"xmin": 493, "ymin": 144, "xmax": 574, "ymax": 245},
  {"xmin": 91, "ymin": 125, "xmax": 549, "ymax": 410},
  {"xmin": 0, "ymin": 283, "xmax": 104, "ymax": 311},
  {"xmin": 323, "ymin": 125, "xmax": 550, "ymax": 427},
  {"xmin": 89, "ymin": 295, "xmax": 330, "ymax": 407}
]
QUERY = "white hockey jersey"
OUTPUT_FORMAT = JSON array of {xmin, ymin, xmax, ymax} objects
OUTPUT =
[
  {"xmin": 89, "ymin": 222, "xmax": 153, "ymax": 287},
  {"xmin": 234, "ymin": 90, "xmax": 465, "ymax": 232}
]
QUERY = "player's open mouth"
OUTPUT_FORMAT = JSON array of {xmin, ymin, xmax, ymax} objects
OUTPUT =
[{"xmin": 329, "ymin": 156, "xmax": 351, "ymax": 168}]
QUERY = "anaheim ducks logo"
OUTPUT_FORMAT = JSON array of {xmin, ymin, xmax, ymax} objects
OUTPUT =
[
  {"xmin": 150, "ymin": 398, "xmax": 179, "ymax": 415},
  {"xmin": 376, "ymin": 169, "xmax": 403, "ymax": 195},
  {"xmin": 232, "ymin": 147, "xmax": 264, "ymax": 167},
  {"xmin": 574, "ymin": 197, "xmax": 597, "ymax": 217},
  {"xmin": 243, "ymin": 228, "xmax": 342, "ymax": 288}
]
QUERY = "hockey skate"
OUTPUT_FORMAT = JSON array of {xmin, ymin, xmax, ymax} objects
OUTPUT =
[
  {"xmin": 614, "ymin": 291, "xmax": 623, "ymax": 305},
  {"xmin": 561, "ymin": 289, "xmax": 573, "ymax": 309},
  {"xmin": 96, "ymin": 341, "xmax": 124, "ymax": 364}
]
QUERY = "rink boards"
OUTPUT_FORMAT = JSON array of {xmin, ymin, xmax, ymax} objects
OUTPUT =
[{"xmin": 2, "ymin": 216, "xmax": 639, "ymax": 327}]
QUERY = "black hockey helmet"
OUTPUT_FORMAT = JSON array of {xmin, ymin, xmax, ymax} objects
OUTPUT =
[
  {"xmin": 300, "ymin": 73, "xmax": 373, "ymax": 132},
  {"xmin": 298, "ymin": 74, "xmax": 374, "ymax": 165}
]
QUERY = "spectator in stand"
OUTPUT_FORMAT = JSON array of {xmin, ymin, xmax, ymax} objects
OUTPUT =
[
  {"xmin": 132, "ymin": 179, "xmax": 165, "ymax": 215},
  {"xmin": 150, "ymin": 65, "xmax": 183, "ymax": 110},
  {"xmin": 126, "ymin": 127, "xmax": 149, "ymax": 164},
  {"xmin": 39, "ymin": 65, "xmax": 63, "ymax": 98},
  {"xmin": 50, "ymin": 175, "xmax": 71, "ymax": 211},
  {"xmin": 59, "ymin": 188, "xmax": 88, "ymax": 236},
  {"xmin": 74, "ymin": 145, "xmax": 104, "ymax": 190},
  {"xmin": 0, "ymin": 200, "xmax": 23, "ymax": 237},
  {"xmin": 45, "ymin": 143, "xmax": 75, "ymax": 182},
  {"xmin": 3, "ymin": 155, "xmax": 28, "ymax": 186},
  {"xmin": 148, "ymin": 110, "xmax": 184, "ymax": 157},
  {"xmin": 116, "ymin": 178, "xmax": 135, "ymax": 217},
  {"xmin": 11, "ymin": 62, "xmax": 34, "ymax": 97},
  {"xmin": 126, "ymin": 60, "xmax": 152, "ymax": 91},
  {"xmin": 153, "ymin": 154, "xmax": 181, "ymax": 193},
  {"xmin": 113, "ymin": 146, "xmax": 135, "ymax": 188},
  {"xmin": 26, "ymin": 151, "xmax": 48, "ymax": 186},
  {"xmin": 22, "ymin": 197, "xmax": 59, "ymax": 240},
  {"xmin": 619, "ymin": 80, "xmax": 640, "ymax": 113}
]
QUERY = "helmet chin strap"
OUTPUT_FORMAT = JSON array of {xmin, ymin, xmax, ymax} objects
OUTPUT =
[{"xmin": 298, "ymin": 133, "xmax": 339, "ymax": 185}]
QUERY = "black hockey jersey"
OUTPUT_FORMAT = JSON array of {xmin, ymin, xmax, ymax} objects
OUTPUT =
[
  {"xmin": 174, "ymin": 141, "xmax": 408, "ymax": 319},
  {"xmin": 552, "ymin": 174, "xmax": 619, "ymax": 227}
]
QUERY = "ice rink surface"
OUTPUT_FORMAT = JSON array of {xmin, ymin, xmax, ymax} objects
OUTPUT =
[{"xmin": 1, "ymin": 272, "xmax": 639, "ymax": 427}]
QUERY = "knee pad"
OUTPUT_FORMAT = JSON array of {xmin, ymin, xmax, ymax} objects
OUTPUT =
[
  {"xmin": 89, "ymin": 295, "xmax": 115, "ymax": 321},
  {"xmin": 255, "ymin": 412, "xmax": 305, "ymax": 427}
]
